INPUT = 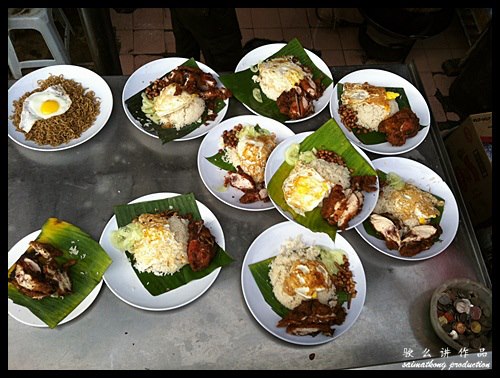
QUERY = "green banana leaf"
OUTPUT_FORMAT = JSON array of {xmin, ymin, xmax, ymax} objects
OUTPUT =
[
  {"xmin": 249, "ymin": 256, "xmax": 350, "ymax": 318},
  {"xmin": 113, "ymin": 193, "xmax": 234, "ymax": 296},
  {"xmin": 267, "ymin": 119, "xmax": 376, "ymax": 241},
  {"xmin": 206, "ymin": 152, "xmax": 236, "ymax": 172},
  {"xmin": 124, "ymin": 58, "xmax": 227, "ymax": 144},
  {"xmin": 219, "ymin": 38, "xmax": 333, "ymax": 123},
  {"xmin": 8, "ymin": 218, "xmax": 112, "ymax": 328},
  {"xmin": 362, "ymin": 169, "xmax": 445, "ymax": 239},
  {"xmin": 336, "ymin": 83, "xmax": 426, "ymax": 144}
]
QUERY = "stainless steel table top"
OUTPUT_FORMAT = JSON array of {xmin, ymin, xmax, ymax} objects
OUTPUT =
[{"xmin": 8, "ymin": 64, "xmax": 490, "ymax": 370}]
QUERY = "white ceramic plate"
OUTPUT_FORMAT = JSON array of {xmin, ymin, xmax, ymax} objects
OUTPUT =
[
  {"xmin": 197, "ymin": 114, "xmax": 295, "ymax": 211},
  {"xmin": 264, "ymin": 132, "xmax": 379, "ymax": 231},
  {"xmin": 122, "ymin": 57, "xmax": 229, "ymax": 141},
  {"xmin": 235, "ymin": 43, "xmax": 333, "ymax": 123},
  {"xmin": 8, "ymin": 230, "xmax": 103, "ymax": 327},
  {"xmin": 354, "ymin": 157, "xmax": 460, "ymax": 261},
  {"xmin": 241, "ymin": 221, "xmax": 366, "ymax": 346},
  {"xmin": 329, "ymin": 68, "xmax": 431, "ymax": 155},
  {"xmin": 8, "ymin": 65, "xmax": 113, "ymax": 152},
  {"xmin": 100, "ymin": 192, "xmax": 225, "ymax": 311}
]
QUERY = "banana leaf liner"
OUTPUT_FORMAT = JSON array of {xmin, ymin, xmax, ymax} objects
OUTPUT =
[
  {"xmin": 336, "ymin": 83, "xmax": 426, "ymax": 144},
  {"xmin": 124, "ymin": 58, "xmax": 227, "ymax": 144},
  {"xmin": 362, "ymin": 169, "xmax": 445, "ymax": 238},
  {"xmin": 267, "ymin": 119, "xmax": 377, "ymax": 241},
  {"xmin": 219, "ymin": 38, "xmax": 333, "ymax": 123},
  {"xmin": 248, "ymin": 257, "xmax": 351, "ymax": 318},
  {"xmin": 113, "ymin": 192, "xmax": 234, "ymax": 296},
  {"xmin": 8, "ymin": 218, "xmax": 112, "ymax": 328}
]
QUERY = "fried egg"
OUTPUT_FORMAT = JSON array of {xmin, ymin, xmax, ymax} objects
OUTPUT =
[
  {"xmin": 282, "ymin": 163, "xmax": 331, "ymax": 216},
  {"xmin": 19, "ymin": 85, "xmax": 72, "ymax": 133},
  {"xmin": 284, "ymin": 259, "xmax": 333, "ymax": 300},
  {"xmin": 253, "ymin": 56, "xmax": 306, "ymax": 101},
  {"xmin": 236, "ymin": 134, "xmax": 276, "ymax": 183}
]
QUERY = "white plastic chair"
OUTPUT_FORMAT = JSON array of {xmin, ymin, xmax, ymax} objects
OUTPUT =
[{"xmin": 8, "ymin": 8, "xmax": 73, "ymax": 79}]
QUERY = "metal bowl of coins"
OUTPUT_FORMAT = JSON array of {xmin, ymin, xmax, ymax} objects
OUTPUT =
[{"xmin": 430, "ymin": 278, "xmax": 492, "ymax": 352}]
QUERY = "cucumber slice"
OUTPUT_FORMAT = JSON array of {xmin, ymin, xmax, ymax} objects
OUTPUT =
[
  {"xmin": 285, "ymin": 143, "xmax": 300, "ymax": 165},
  {"xmin": 252, "ymin": 88, "xmax": 263, "ymax": 103}
]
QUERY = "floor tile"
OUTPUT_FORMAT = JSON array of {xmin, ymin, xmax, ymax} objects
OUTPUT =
[
  {"xmin": 308, "ymin": 8, "xmax": 335, "ymax": 28},
  {"xmin": 419, "ymin": 72, "xmax": 437, "ymax": 98},
  {"xmin": 134, "ymin": 30, "xmax": 165, "ymax": 54},
  {"xmin": 446, "ymin": 112, "xmax": 460, "ymax": 122},
  {"xmin": 425, "ymin": 48, "xmax": 454, "ymax": 73},
  {"xmin": 278, "ymin": 8, "xmax": 309, "ymax": 28},
  {"xmin": 405, "ymin": 48, "xmax": 430, "ymax": 72},
  {"xmin": 119, "ymin": 54, "xmax": 134, "ymax": 75},
  {"xmin": 253, "ymin": 28, "xmax": 284, "ymax": 42},
  {"xmin": 321, "ymin": 49, "xmax": 346, "ymax": 67},
  {"xmin": 236, "ymin": 8, "xmax": 253, "ymax": 29},
  {"xmin": 311, "ymin": 28, "xmax": 342, "ymax": 50},
  {"xmin": 109, "ymin": 9, "xmax": 134, "ymax": 30},
  {"xmin": 164, "ymin": 31, "xmax": 176, "ymax": 55},
  {"xmin": 433, "ymin": 73, "xmax": 455, "ymax": 97},
  {"xmin": 240, "ymin": 29, "xmax": 255, "ymax": 47},
  {"xmin": 282, "ymin": 28, "xmax": 313, "ymax": 49},
  {"xmin": 338, "ymin": 26, "xmax": 361, "ymax": 50},
  {"xmin": 251, "ymin": 8, "xmax": 280, "ymax": 29},
  {"xmin": 421, "ymin": 32, "xmax": 449, "ymax": 49},
  {"xmin": 427, "ymin": 95, "xmax": 447, "ymax": 122},
  {"xmin": 334, "ymin": 8, "xmax": 364, "ymax": 24},
  {"xmin": 343, "ymin": 49, "xmax": 365, "ymax": 65},
  {"xmin": 451, "ymin": 48, "xmax": 469, "ymax": 60},
  {"xmin": 133, "ymin": 8, "xmax": 164, "ymax": 30},
  {"xmin": 115, "ymin": 30, "xmax": 134, "ymax": 54},
  {"xmin": 134, "ymin": 54, "xmax": 163, "ymax": 69},
  {"xmin": 163, "ymin": 8, "xmax": 173, "ymax": 30}
]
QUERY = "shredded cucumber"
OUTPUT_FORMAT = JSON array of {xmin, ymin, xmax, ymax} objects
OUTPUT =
[
  {"xmin": 110, "ymin": 222, "xmax": 142, "ymax": 252},
  {"xmin": 387, "ymin": 172, "xmax": 405, "ymax": 190}
]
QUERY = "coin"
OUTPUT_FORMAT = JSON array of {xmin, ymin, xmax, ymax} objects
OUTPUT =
[
  {"xmin": 455, "ymin": 322, "xmax": 466, "ymax": 334},
  {"xmin": 438, "ymin": 293, "xmax": 451, "ymax": 305},
  {"xmin": 471, "ymin": 321, "xmax": 481, "ymax": 333},
  {"xmin": 470, "ymin": 338, "xmax": 481, "ymax": 350},
  {"xmin": 470, "ymin": 306, "xmax": 482, "ymax": 320}
]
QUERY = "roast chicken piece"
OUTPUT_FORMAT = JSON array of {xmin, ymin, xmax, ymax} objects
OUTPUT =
[
  {"xmin": 9, "ymin": 241, "xmax": 76, "ymax": 300},
  {"xmin": 187, "ymin": 220, "xmax": 216, "ymax": 272},
  {"xmin": 378, "ymin": 108, "xmax": 420, "ymax": 146},
  {"xmin": 321, "ymin": 185, "xmax": 364, "ymax": 230}
]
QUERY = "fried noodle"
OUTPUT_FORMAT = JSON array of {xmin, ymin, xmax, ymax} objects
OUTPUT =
[{"xmin": 10, "ymin": 74, "xmax": 101, "ymax": 146}]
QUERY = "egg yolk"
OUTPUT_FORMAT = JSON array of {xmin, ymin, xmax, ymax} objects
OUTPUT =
[{"xmin": 40, "ymin": 100, "xmax": 60, "ymax": 115}]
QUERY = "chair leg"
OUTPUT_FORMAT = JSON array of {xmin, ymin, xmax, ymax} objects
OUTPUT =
[
  {"xmin": 8, "ymin": 35, "xmax": 23, "ymax": 79},
  {"xmin": 39, "ymin": 15, "xmax": 71, "ymax": 63}
]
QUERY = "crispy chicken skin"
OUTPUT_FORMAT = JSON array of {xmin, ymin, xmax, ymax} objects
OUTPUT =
[{"xmin": 378, "ymin": 108, "xmax": 420, "ymax": 146}]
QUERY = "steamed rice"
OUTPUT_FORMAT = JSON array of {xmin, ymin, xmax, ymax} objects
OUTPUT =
[
  {"xmin": 111, "ymin": 213, "xmax": 190, "ymax": 276},
  {"xmin": 269, "ymin": 236, "xmax": 337, "ymax": 310}
]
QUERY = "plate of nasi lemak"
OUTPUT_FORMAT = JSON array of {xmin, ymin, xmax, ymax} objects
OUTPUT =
[
  {"xmin": 329, "ymin": 68, "xmax": 431, "ymax": 155},
  {"xmin": 241, "ymin": 221, "xmax": 366, "ymax": 345},
  {"xmin": 122, "ymin": 57, "xmax": 232, "ymax": 144},
  {"xmin": 220, "ymin": 38, "xmax": 333, "ymax": 124}
]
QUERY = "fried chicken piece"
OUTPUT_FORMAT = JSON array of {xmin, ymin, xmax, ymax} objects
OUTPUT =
[
  {"xmin": 378, "ymin": 108, "xmax": 420, "ymax": 146},
  {"xmin": 187, "ymin": 220, "xmax": 216, "ymax": 272}
]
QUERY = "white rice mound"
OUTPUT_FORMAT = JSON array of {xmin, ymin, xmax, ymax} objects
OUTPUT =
[
  {"xmin": 307, "ymin": 158, "xmax": 351, "ymax": 189},
  {"xmin": 153, "ymin": 84, "xmax": 205, "ymax": 130},
  {"xmin": 131, "ymin": 214, "xmax": 190, "ymax": 276},
  {"xmin": 269, "ymin": 236, "xmax": 337, "ymax": 310}
]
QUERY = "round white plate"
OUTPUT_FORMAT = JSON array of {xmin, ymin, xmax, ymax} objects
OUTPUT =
[
  {"xmin": 100, "ymin": 192, "xmax": 225, "ymax": 311},
  {"xmin": 122, "ymin": 57, "xmax": 229, "ymax": 141},
  {"xmin": 8, "ymin": 230, "xmax": 103, "ymax": 327},
  {"xmin": 354, "ymin": 157, "xmax": 460, "ymax": 261},
  {"xmin": 329, "ymin": 68, "xmax": 431, "ymax": 155},
  {"xmin": 197, "ymin": 114, "xmax": 295, "ymax": 211},
  {"xmin": 241, "ymin": 221, "xmax": 366, "ymax": 346},
  {"xmin": 8, "ymin": 65, "xmax": 113, "ymax": 152},
  {"xmin": 235, "ymin": 43, "xmax": 333, "ymax": 123},
  {"xmin": 264, "ymin": 132, "xmax": 379, "ymax": 231}
]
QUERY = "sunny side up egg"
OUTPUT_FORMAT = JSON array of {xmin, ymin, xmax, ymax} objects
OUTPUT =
[
  {"xmin": 282, "ymin": 164, "xmax": 331, "ymax": 216},
  {"xmin": 18, "ymin": 85, "xmax": 72, "ymax": 133}
]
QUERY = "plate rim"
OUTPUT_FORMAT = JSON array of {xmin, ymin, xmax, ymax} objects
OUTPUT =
[
  {"xmin": 8, "ymin": 64, "xmax": 113, "ymax": 152},
  {"xmin": 240, "ymin": 220, "xmax": 366, "ymax": 345},
  {"xmin": 121, "ymin": 57, "xmax": 229, "ymax": 142},
  {"xmin": 234, "ymin": 43, "xmax": 334, "ymax": 124},
  {"xmin": 197, "ymin": 114, "xmax": 296, "ymax": 212},
  {"xmin": 8, "ymin": 229, "xmax": 104, "ymax": 327},
  {"xmin": 264, "ymin": 131, "xmax": 380, "ymax": 231},
  {"xmin": 354, "ymin": 156, "xmax": 460, "ymax": 261},
  {"xmin": 329, "ymin": 68, "xmax": 431, "ymax": 155},
  {"xmin": 100, "ymin": 192, "xmax": 224, "ymax": 311}
]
